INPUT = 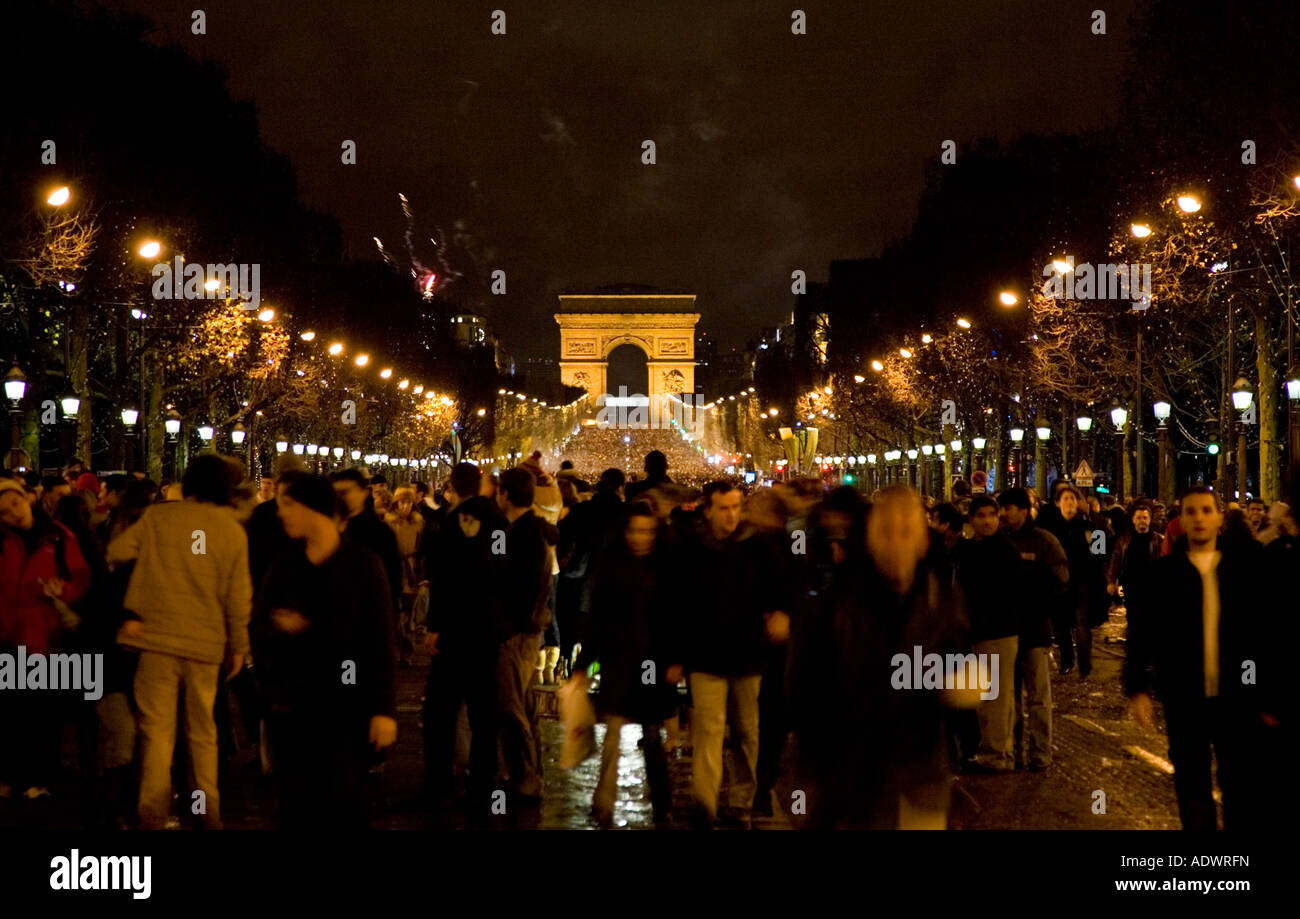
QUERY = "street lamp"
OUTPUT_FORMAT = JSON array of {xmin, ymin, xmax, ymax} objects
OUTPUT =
[
  {"xmin": 61, "ymin": 395, "xmax": 80, "ymax": 418},
  {"xmin": 1231, "ymin": 377, "xmax": 1253, "ymax": 499},
  {"xmin": 4, "ymin": 361, "xmax": 28, "ymax": 473},
  {"xmin": 197, "ymin": 424, "xmax": 214, "ymax": 444},
  {"xmin": 1153, "ymin": 400, "xmax": 1172, "ymax": 506},
  {"xmin": 292, "ymin": 443, "xmax": 305, "ymax": 455},
  {"xmin": 231, "ymin": 422, "xmax": 247, "ymax": 446},
  {"xmin": 47, "ymin": 186, "xmax": 71, "ymax": 207},
  {"xmin": 350, "ymin": 449, "xmax": 361, "ymax": 461},
  {"xmin": 121, "ymin": 408, "xmax": 139, "ymax": 429},
  {"xmin": 1008, "ymin": 423, "xmax": 1025, "ymax": 488},
  {"xmin": 275, "ymin": 438, "xmax": 288, "ymax": 453},
  {"xmin": 1111, "ymin": 403, "xmax": 1128, "ymax": 500},
  {"xmin": 165, "ymin": 410, "xmax": 182, "ymax": 439}
]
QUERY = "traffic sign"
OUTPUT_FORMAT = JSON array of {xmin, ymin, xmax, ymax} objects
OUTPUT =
[{"xmin": 1074, "ymin": 460, "xmax": 1094, "ymax": 487}]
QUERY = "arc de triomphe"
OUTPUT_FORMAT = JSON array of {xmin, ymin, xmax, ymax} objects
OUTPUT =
[{"xmin": 555, "ymin": 293, "xmax": 699, "ymax": 400}]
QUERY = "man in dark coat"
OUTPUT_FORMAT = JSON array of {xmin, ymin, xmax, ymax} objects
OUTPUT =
[
  {"xmin": 331, "ymin": 468, "xmax": 402, "ymax": 610},
  {"xmin": 789, "ymin": 485, "xmax": 974, "ymax": 828},
  {"xmin": 1037, "ymin": 484, "xmax": 1105, "ymax": 677},
  {"xmin": 495, "ymin": 467, "xmax": 553, "ymax": 804},
  {"xmin": 250, "ymin": 474, "xmax": 399, "ymax": 829},
  {"xmin": 1124, "ymin": 487, "xmax": 1269, "ymax": 830},
  {"xmin": 422, "ymin": 462, "xmax": 507, "ymax": 821},
  {"xmin": 952, "ymin": 495, "xmax": 1024, "ymax": 772},
  {"xmin": 672, "ymin": 481, "xmax": 788, "ymax": 829},
  {"xmin": 998, "ymin": 487, "xmax": 1067, "ymax": 770}
]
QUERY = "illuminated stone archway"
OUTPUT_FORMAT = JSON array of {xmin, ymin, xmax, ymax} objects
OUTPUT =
[{"xmin": 555, "ymin": 294, "xmax": 699, "ymax": 401}]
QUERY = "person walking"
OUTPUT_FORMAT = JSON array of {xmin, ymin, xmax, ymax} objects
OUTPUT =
[
  {"xmin": 952, "ymin": 495, "xmax": 1023, "ymax": 772},
  {"xmin": 672, "ymin": 481, "xmax": 788, "ymax": 830},
  {"xmin": 105, "ymin": 454, "xmax": 251, "ymax": 829},
  {"xmin": 789, "ymin": 485, "xmax": 974, "ymax": 828},
  {"xmin": 0, "ymin": 478, "xmax": 94, "ymax": 804},
  {"xmin": 571, "ymin": 503, "xmax": 679, "ymax": 828},
  {"xmin": 251, "ymin": 474, "xmax": 398, "ymax": 829},
  {"xmin": 1037, "ymin": 484, "xmax": 1103, "ymax": 677},
  {"xmin": 495, "ymin": 467, "xmax": 553, "ymax": 806},
  {"xmin": 997, "ymin": 487, "xmax": 1067, "ymax": 771},
  {"xmin": 422, "ymin": 463, "xmax": 506, "ymax": 823},
  {"xmin": 385, "ymin": 485, "xmax": 426, "ymax": 666},
  {"xmin": 1124, "ymin": 487, "xmax": 1269, "ymax": 829}
]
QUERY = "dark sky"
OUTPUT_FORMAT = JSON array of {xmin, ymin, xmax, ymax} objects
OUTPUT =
[{"xmin": 122, "ymin": 0, "xmax": 1140, "ymax": 361}]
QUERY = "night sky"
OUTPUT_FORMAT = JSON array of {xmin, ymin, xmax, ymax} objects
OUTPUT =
[{"xmin": 121, "ymin": 0, "xmax": 1140, "ymax": 361}]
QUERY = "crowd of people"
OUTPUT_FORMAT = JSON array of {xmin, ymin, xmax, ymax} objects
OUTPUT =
[{"xmin": 0, "ymin": 445, "xmax": 1294, "ymax": 830}]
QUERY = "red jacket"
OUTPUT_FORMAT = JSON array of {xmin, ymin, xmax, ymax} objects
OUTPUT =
[{"xmin": 0, "ymin": 520, "xmax": 92, "ymax": 654}]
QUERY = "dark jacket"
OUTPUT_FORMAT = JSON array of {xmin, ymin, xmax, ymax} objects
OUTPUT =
[
  {"xmin": 344, "ymin": 507, "xmax": 403, "ymax": 606},
  {"xmin": 952, "ymin": 532, "xmax": 1023, "ymax": 642},
  {"xmin": 668, "ymin": 519, "xmax": 784, "ymax": 677},
  {"xmin": 251, "ymin": 536, "xmax": 398, "ymax": 722},
  {"xmin": 1002, "ymin": 520, "xmax": 1068, "ymax": 648},
  {"xmin": 625, "ymin": 473, "xmax": 672, "ymax": 503},
  {"xmin": 502, "ymin": 509, "xmax": 553, "ymax": 636},
  {"xmin": 1107, "ymin": 529, "xmax": 1161, "ymax": 601},
  {"xmin": 1123, "ymin": 536, "xmax": 1264, "ymax": 715},
  {"xmin": 246, "ymin": 497, "xmax": 290, "ymax": 598},
  {"xmin": 424, "ymin": 496, "xmax": 509, "ymax": 647},
  {"xmin": 558, "ymin": 489, "xmax": 624, "ymax": 578},
  {"xmin": 575, "ymin": 541, "xmax": 679, "ymax": 723},
  {"xmin": 1040, "ymin": 511, "xmax": 1109, "ymax": 627},
  {"xmin": 789, "ymin": 557, "xmax": 970, "ymax": 828}
]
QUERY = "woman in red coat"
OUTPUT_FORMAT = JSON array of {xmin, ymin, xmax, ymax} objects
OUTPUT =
[{"xmin": 0, "ymin": 477, "xmax": 92, "ymax": 800}]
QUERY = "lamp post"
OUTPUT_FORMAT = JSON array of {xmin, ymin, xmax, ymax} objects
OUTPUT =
[
  {"xmin": 5, "ymin": 361, "xmax": 29, "ymax": 473},
  {"xmin": 1008, "ymin": 424, "xmax": 1025, "ymax": 489},
  {"xmin": 906, "ymin": 448, "xmax": 919, "ymax": 489},
  {"xmin": 121, "ymin": 407, "xmax": 140, "ymax": 470},
  {"xmin": 1231, "ymin": 377, "xmax": 1254, "ymax": 500},
  {"xmin": 1288, "ymin": 363, "xmax": 1300, "ymax": 481},
  {"xmin": 921, "ymin": 444, "xmax": 933, "ymax": 495},
  {"xmin": 1110, "ymin": 403, "xmax": 1128, "ymax": 500},
  {"xmin": 165, "ymin": 409, "xmax": 182, "ymax": 479},
  {"xmin": 1153, "ymin": 400, "xmax": 1172, "ymax": 507},
  {"xmin": 1035, "ymin": 425, "xmax": 1051, "ymax": 499}
]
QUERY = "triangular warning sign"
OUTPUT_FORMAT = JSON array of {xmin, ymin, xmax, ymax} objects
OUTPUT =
[{"xmin": 1074, "ymin": 460, "xmax": 1094, "ymax": 485}]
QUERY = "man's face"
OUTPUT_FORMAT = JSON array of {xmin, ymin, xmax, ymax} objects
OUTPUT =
[
  {"xmin": 972, "ymin": 505, "xmax": 1001, "ymax": 538},
  {"xmin": 704, "ymin": 489, "xmax": 743, "ymax": 539},
  {"xmin": 0, "ymin": 491, "xmax": 34, "ymax": 530},
  {"xmin": 1057, "ymin": 491, "xmax": 1079, "ymax": 520},
  {"xmin": 1132, "ymin": 509, "xmax": 1151, "ymax": 533},
  {"xmin": 1181, "ymin": 494, "xmax": 1222, "ymax": 545},
  {"xmin": 333, "ymin": 480, "xmax": 368, "ymax": 516},
  {"xmin": 1245, "ymin": 502, "xmax": 1265, "ymax": 529},
  {"xmin": 999, "ymin": 503, "xmax": 1029, "ymax": 530},
  {"xmin": 625, "ymin": 515, "xmax": 657, "ymax": 557},
  {"xmin": 395, "ymin": 496, "xmax": 414, "ymax": 517},
  {"xmin": 258, "ymin": 479, "xmax": 276, "ymax": 500}
]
